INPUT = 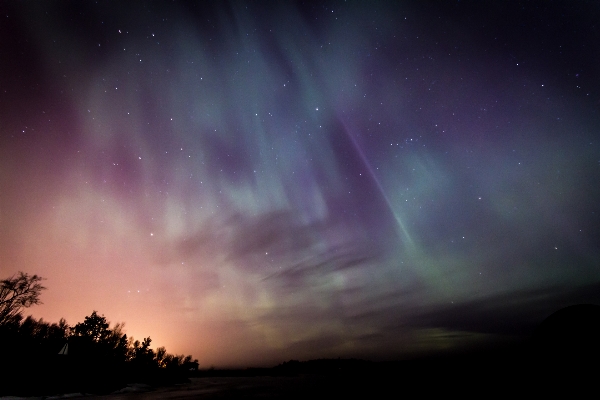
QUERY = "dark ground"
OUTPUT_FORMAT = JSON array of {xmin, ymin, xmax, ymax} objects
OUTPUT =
[
  {"xmin": 66, "ymin": 350, "xmax": 599, "ymax": 399},
  {"xmin": 1, "ymin": 351, "xmax": 596, "ymax": 399},
  {"xmin": 4, "ymin": 304, "xmax": 599, "ymax": 398}
]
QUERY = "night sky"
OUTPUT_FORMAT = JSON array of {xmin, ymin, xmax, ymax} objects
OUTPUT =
[{"xmin": 1, "ymin": 1, "xmax": 599, "ymax": 368}]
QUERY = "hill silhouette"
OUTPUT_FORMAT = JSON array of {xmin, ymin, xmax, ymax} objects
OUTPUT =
[{"xmin": 531, "ymin": 304, "xmax": 600, "ymax": 373}]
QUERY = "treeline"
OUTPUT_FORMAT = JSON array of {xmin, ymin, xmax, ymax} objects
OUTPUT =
[
  {"xmin": 1, "ymin": 311, "xmax": 198, "ymax": 396},
  {"xmin": 0, "ymin": 273, "xmax": 197, "ymax": 397}
]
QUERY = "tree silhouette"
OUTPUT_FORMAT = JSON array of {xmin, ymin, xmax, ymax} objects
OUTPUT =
[
  {"xmin": 0, "ymin": 271, "xmax": 199, "ymax": 396},
  {"xmin": 131, "ymin": 336, "xmax": 155, "ymax": 367},
  {"xmin": 108, "ymin": 322, "xmax": 129, "ymax": 363},
  {"xmin": 74, "ymin": 311, "xmax": 110, "ymax": 342},
  {"xmin": 71, "ymin": 311, "xmax": 131, "ymax": 365},
  {"xmin": 155, "ymin": 346, "xmax": 168, "ymax": 368},
  {"xmin": 0, "ymin": 272, "xmax": 46, "ymax": 325}
]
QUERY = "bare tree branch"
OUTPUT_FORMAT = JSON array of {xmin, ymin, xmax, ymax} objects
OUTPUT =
[{"xmin": 0, "ymin": 272, "xmax": 46, "ymax": 325}]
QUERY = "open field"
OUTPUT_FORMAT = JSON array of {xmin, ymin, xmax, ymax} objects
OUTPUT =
[{"xmin": 78, "ymin": 376, "xmax": 361, "ymax": 400}]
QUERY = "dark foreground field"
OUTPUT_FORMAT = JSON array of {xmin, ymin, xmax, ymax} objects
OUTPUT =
[
  {"xmin": 86, "ymin": 376, "xmax": 344, "ymax": 400},
  {"xmin": 81, "ymin": 354, "xmax": 596, "ymax": 399},
  {"xmin": 3, "ymin": 305, "xmax": 598, "ymax": 398},
  {"xmin": 1, "ymin": 352, "xmax": 596, "ymax": 399}
]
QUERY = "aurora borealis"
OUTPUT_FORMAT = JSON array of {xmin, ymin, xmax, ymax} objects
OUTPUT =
[{"xmin": 1, "ymin": 1, "xmax": 599, "ymax": 367}]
